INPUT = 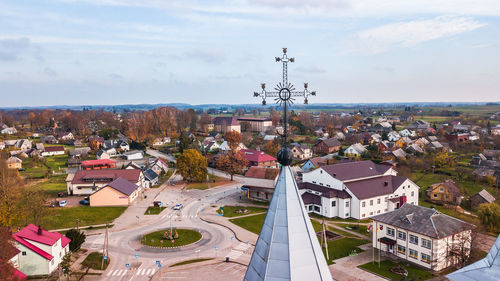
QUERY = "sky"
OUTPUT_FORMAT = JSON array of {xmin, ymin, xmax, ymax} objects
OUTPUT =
[{"xmin": 0, "ymin": 0, "xmax": 499, "ymax": 107}]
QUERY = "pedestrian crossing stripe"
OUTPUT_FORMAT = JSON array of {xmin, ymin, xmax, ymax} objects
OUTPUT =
[{"xmin": 107, "ymin": 268, "xmax": 157, "ymax": 277}]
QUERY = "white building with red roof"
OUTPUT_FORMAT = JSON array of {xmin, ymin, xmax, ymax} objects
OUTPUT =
[{"xmin": 13, "ymin": 224, "xmax": 71, "ymax": 276}]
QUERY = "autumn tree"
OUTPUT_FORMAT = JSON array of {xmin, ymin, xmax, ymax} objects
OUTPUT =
[
  {"xmin": 217, "ymin": 131, "xmax": 248, "ymax": 180},
  {"xmin": 0, "ymin": 227, "xmax": 22, "ymax": 280},
  {"xmin": 177, "ymin": 149, "xmax": 207, "ymax": 182},
  {"xmin": 434, "ymin": 152, "xmax": 455, "ymax": 168},
  {"xmin": 225, "ymin": 131, "xmax": 242, "ymax": 150},
  {"xmin": 0, "ymin": 159, "xmax": 24, "ymax": 227},
  {"xmin": 265, "ymin": 138, "xmax": 280, "ymax": 157},
  {"xmin": 478, "ymin": 203, "xmax": 500, "ymax": 233},
  {"xmin": 23, "ymin": 186, "xmax": 47, "ymax": 226}
]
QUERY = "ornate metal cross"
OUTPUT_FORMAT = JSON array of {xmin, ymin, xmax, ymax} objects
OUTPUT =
[{"xmin": 253, "ymin": 48, "xmax": 316, "ymax": 147}]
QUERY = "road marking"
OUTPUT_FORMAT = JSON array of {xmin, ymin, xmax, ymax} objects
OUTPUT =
[
  {"xmin": 146, "ymin": 268, "xmax": 152, "ymax": 275},
  {"xmin": 121, "ymin": 270, "xmax": 128, "ymax": 276},
  {"xmin": 150, "ymin": 269, "xmax": 156, "ymax": 275},
  {"xmin": 136, "ymin": 268, "xmax": 144, "ymax": 275},
  {"xmin": 106, "ymin": 270, "xmax": 113, "ymax": 276},
  {"xmin": 112, "ymin": 270, "xmax": 121, "ymax": 276}
]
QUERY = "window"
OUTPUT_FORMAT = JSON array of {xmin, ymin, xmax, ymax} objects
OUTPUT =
[
  {"xmin": 331, "ymin": 201, "xmax": 336, "ymax": 207},
  {"xmin": 345, "ymin": 201, "xmax": 349, "ymax": 207},
  {"xmin": 421, "ymin": 253, "xmax": 431, "ymax": 263},
  {"xmin": 397, "ymin": 245, "xmax": 406, "ymax": 254},
  {"xmin": 439, "ymin": 188, "xmax": 444, "ymax": 192},
  {"xmin": 409, "ymin": 249, "xmax": 418, "ymax": 259},
  {"xmin": 377, "ymin": 198, "xmax": 381, "ymax": 204},
  {"xmin": 422, "ymin": 239, "xmax": 432, "ymax": 249},
  {"xmin": 411, "ymin": 191, "xmax": 414, "ymax": 197},
  {"xmin": 433, "ymin": 194, "xmax": 437, "ymax": 198},
  {"xmin": 312, "ymin": 181, "xmax": 316, "ymax": 184},
  {"xmin": 387, "ymin": 227, "xmax": 395, "ymax": 237},
  {"xmin": 398, "ymin": 231, "xmax": 406, "ymax": 240},
  {"xmin": 362, "ymin": 214, "xmax": 365, "ymax": 217},
  {"xmin": 345, "ymin": 213, "xmax": 349, "ymax": 217},
  {"xmin": 402, "ymin": 193, "xmax": 406, "ymax": 197},
  {"xmin": 370, "ymin": 200, "xmax": 373, "ymax": 206},
  {"xmin": 362, "ymin": 201, "xmax": 365, "ymax": 207},
  {"xmin": 409, "ymin": 234, "xmax": 418, "ymax": 245},
  {"xmin": 377, "ymin": 210, "xmax": 381, "ymax": 214},
  {"xmin": 385, "ymin": 197, "xmax": 388, "ymax": 202},
  {"xmin": 370, "ymin": 212, "xmax": 373, "ymax": 215},
  {"xmin": 22, "ymin": 251, "xmax": 26, "ymax": 256}
]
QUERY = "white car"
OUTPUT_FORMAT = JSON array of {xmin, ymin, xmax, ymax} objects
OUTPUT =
[
  {"xmin": 173, "ymin": 204, "xmax": 183, "ymax": 210},
  {"xmin": 59, "ymin": 200, "xmax": 67, "ymax": 207}
]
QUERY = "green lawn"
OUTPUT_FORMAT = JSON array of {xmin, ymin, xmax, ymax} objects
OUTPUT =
[
  {"xmin": 145, "ymin": 206, "xmax": 166, "ymax": 215},
  {"xmin": 82, "ymin": 252, "xmax": 110, "ymax": 270},
  {"xmin": 44, "ymin": 154, "xmax": 69, "ymax": 171},
  {"xmin": 39, "ymin": 206, "xmax": 127, "ymax": 230},
  {"xmin": 141, "ymin": 228, "xmax": 202, "ymax": 248},
  {"xmin": 217, "ymin": 205, "xmax": 267, "ymax": 218},
  {"xmin": 338, "ymin": 223, "xmax": 369, "ymax": 237},
  {"xmin": 359, "ymin": 260, "xmax": 435, "ymax": 281},
  {"xmin": 229, "ymin": 213, "xmax": 323, "ymax": 234},
  {"xmin": 322, "ymin": 237, "xmax": 370, "ymax": 264},
  {"xmin": 31, "ymin": 175, "xmax": 67, "ymax": 197},
  {"xmin": 170, "ymin": 258, "xmax": 214, "ymax": 267}
]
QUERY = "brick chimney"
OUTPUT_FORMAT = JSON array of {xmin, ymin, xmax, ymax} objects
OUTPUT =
[{"xmin": 37, "ymin": 225, "xmax": 42, "ymax": 235}]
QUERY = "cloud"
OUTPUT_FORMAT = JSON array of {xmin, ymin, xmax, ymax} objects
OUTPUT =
[
  {"xmin": 0, "ymin": 37, "xmax": 31, "ymax": 61},
  {"xmin": 295, "ymin": 65, "xmax": 327, "ymax": 73},
  {"xmin": 344, "ymin": 16, "xmax": 485, "ymax": 55},
  {"xmin": 108, "ymin": 73, "xmax": 123, "ymax": 79},
  {"xmin": 184, "ymin": 48, "xmax": 226, "ymax": 63},
  {"xmin": 44, "ymin": 67, "xmax": 57, "ymax": 77}
]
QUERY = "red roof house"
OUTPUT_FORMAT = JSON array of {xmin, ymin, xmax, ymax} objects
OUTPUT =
[
  {"xmin": 82, "ymin": 159, "xmax": 116, "ymax": 170},
  {"xmin": 240, "ymin": 149, "xmax": 278, "ymax": 168}
]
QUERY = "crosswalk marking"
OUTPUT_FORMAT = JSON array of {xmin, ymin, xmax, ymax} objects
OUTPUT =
[
  {"xmin": 106, "ymin": 270, "xmax": 113, "ymax": 276},
  {"xmin": 112, "ymin": 270, "xmax": 121, "ymax": 276},
  {"xmin": 146, "ymin": 268, "xmax": 152, "ymax": 275},
  {"xmin": 121, "ymin": 270, "xmax": 127, "ymax": 276},
  {"xmin": 136, "ymin": 268, "xmax": 144, "ymax": 275}
]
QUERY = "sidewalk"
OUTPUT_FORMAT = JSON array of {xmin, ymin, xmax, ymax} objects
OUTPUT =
[
  {"xmin": 199, "ymin": 208, "xmax": 259, "ymax": 245},
  {"xmin": 330, "ymin": 245, "xmax": 387, "ymax": 281}
]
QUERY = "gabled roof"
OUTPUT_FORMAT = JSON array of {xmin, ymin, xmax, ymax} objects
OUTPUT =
[
  {"xmin": 13, "ymin": 224, "xmax": 71, "ymax": 261},
  {"xmin": 344, "ymin": 175, "xmax": 407, "ymax": 200},
  {"xmin": 105, "ymin": 177, "xmax": 139, "ymax": 196},
  {"xmin": 213, "ymin": 116, "xmax": 239, "ymax": 126},
  {"xmin": 447, "ymin": 233, "xmax": 500, "ymax": 281},
  {"xmin": 475, "ymin": 189, "xmax": 496, "ymax": 203},
  {"xmin": 144, "ymin": 168, "xmax": 159, "ymax": 181},
  {"xmin": 239, "ymin": 149, "xmax": 276, "ymax": 163},
  {"xmin": 430, "ymin": 179, "xmax": 461, "ymax": 197},
  {"xmin": 244, "ymin": 166, "xmax": 332, "ymax": 281},
  {"xmin": 321, "ymin": 160, "xmax": 391, "ymax": 181},
  {"xmin": 44, "ymin": 146, "xmax": 64, "ymax": 152},
  {"xmin": 244, "ymin": 166, "xmax": 280, "ymax": 180},
  {"xmin": 301, "ymin": 192, "xmax": 322, "ymax": 205},
  {"xmin": 371, "ymin": 204, "xmax": 474, "ymax": 239},
  {"xmin": 316, "ymin": 137, "xmax": 341, "ymax": 148},
  {"xmin": 72, "ymin": 169, "xmax": 141, "ymax": 184}
]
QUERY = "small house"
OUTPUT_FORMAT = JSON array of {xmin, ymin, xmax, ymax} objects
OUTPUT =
[
  {"xmin": 89, "ymin": 177, "xmax": 140, "ymax": 206},
  {"xmin": 123, "ymin": 150, "xmax": 143, "ymax": 160},
  {"xmin": 426, "ymin": 179, "xmax": 462, "ymax": 205},
  {"xmin": 470, "ymin": 189, "xmax": 496, "ymax": 210},
  {"xmin": 7, "ymin": 156, "xmax": 22, "ymax": 169},
  {"xmin": 313, "ymin": 138, "xmax": 341, "ymax": 154},
  {"xmin": 144, "ymin": 168, "xmax": 159, "ymax": 187},
  {"xmin": 41, "ymin": 146, "xmax": 65, "ymax": 156}
]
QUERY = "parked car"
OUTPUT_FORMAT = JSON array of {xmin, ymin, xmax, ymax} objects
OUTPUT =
[
  {"xmin": 153, "ymin": 201, "xmax": 163, "ymax": 207},
  {"xmin": 59, "ymin": 200, "xmax": 67, "ymax": 207},
  {"xmin": 79, "ymin": 199, "xmax": 90, "ymax": 205},
  {"xmin": 173, "ymin": 203, "xmax": 183, "ymax": 210}
]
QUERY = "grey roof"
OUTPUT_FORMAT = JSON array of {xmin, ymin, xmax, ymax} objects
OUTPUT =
[
  {"xmin": 371, "ymin": 204, "xmax": 474, "ymax": 239},
  {"xmin": 447, "ymin": 234, "xmax": 500, "ymax": 281},
  {"xmin": 321, "ymin": 160, "xmax": 391, "ymax": 182},
  {"xmin": 476, "ymin": 189, "xmax": 496, "ymax": 203},
  {"xmin": 344, "ymin": 175, "xmax": 407, "ymax": 200},
  {"xmin": 316, "ymin": 138, "xmax": 340, "ymax": 148},
  {"xmin": 105, "ymin": 177, "xmax": 138, "ymax": 196},
  {"xmin": 244, "ymin": 166, "xmax": 332, "ymax": 281},
  {"xmin": 301, "ymin": 192, "xmax": 322, "ymax": 205},
  {"xmin": 144, "ymin": 168, "xmax": 159, "ymax": 181},
  {"xmin": 298, "ymin": 182, "xmax": 351, "ymax": 199}
]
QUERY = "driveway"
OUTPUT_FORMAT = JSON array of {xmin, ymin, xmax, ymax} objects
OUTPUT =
[{"xmin": 330, "ymin": 244, "xmax": 387, "ymax": 281}]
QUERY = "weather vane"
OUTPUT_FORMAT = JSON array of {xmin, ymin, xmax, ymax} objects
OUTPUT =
[{"xmin": 253, "ymin": 48, "xmax": 317, "ymax": 165}]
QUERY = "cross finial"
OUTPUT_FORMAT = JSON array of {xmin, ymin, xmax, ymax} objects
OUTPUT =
[{"xmin": 253, "ymin": 48, "xmax": 317, "ymax": 165}]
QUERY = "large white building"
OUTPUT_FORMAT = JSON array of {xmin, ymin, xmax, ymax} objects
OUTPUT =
[
  {"xmin": 371, "ymin": 204, "xmax": 474, "ymax": 271},
  {"xmin": 300, "ymin": 160, "xmax": 420, "ymax": 219},
  {"xmin": 13, "ymin": 224, "xmax": 71, "ymax": 276}
]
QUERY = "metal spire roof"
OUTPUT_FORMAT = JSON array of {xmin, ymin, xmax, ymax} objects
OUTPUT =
[
  {"xmin": 446, "ymin": 234, "xmax": 500, "ymax": 281},
  {"xmin": 244, "ymin": 166, "xmax": 333, "ymax": 281}
]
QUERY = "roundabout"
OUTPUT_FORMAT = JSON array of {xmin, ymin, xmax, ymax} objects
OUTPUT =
[{"xmin": 141, "ymin": 228, "xmax": 203, "ymax": 248}]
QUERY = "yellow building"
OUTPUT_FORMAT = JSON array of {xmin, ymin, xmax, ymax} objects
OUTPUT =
[
  {"xmin": 6, "ymin": 156, "xmax": 22, "ymax": 169},
  {"xmin": 89, "ymin": 177, "xmax": 139, "ymax": 206}
]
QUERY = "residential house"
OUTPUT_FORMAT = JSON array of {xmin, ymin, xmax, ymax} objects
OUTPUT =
[
  {"xmin": 124, "ymin": 162, "xmax": 143, "ymax": 170},
  {"xmin": 388, "ymin": 131, "xmax": 401, "ymax": 142},
  {"xmin": 407, "ymin": 120, "xmax": 431, "ymax": 131},
  {"xmin": 149, "ymin": 158, "xmax": 168, "ymax": 174},
  {"xmin": 371, "ymin": 133, "xmax": 382, "ymax": 143},
  {"xmin": 89, "ymin": 177, "xmax": 140, "ymax": 206},
  {"xmin": 426, "ymin": 180, "xmax": 462, "ymax": 205},
  {"xmin": 123, "ymin": 150, "xmax": 143, "ymax": 160},
  {"xmin": 470, "ymin": 189, "xmax": 496, "ymax": 210},
  {"xmin": 213, "ymin": 117, "xmax": 241, "ymax": 133},
  {"xmin": 400, "ymin": 114, "xmax": 414, "ymax": 123},
  {"xmin": 40, "ymin": 135, "xmax": 57, "ymax": 144},
  {"xmin": 203, "ymin": 141, "xmax": 220, "ymax": 152},
  {"xmin": 7, "ymin": 156, "xmax": 22, "ymax": 169},
  {"xmin": 372, "ymin": 122, "xmax": 393, "ymax": 133},
  {"xmin": 68, "ymin": 147, "xmax": 91, "ymax": 158},
  {"xmin": 301, "ymin": 157, "xmax": 327, "ymax": 172},
  {"xmin": 371, "ymin": 204, "xmax": 474, "ymax": 271},
  {"xmin": 446, "ymin": 132, "xmax": 469, "ymax": 143},
  {"xmin": 237, "ymin": 117, "xmax": 272, "ymax": 133},
  {"xmin": 301, "ymin": 160, "xmax": 420, "ymax": 219},
  {"xmin": 82, "ymin": 159, "xmax": 116, "ymax": 170},
  {"xmin": 67, "ymin": 157, "xmax": 81, "ymax": 168},
  {"xmin": 240, "ymin": 149, "xmax": 278, "ymax": 168},
  {"xmin": 428, "ymin": 141, "xmax": 444, "ymax": 151},
  {"xmin": 1, "ymin": 127, "xmax": 17, "ymax": 134},
  {"xmin": 291, "ymin": 143, "xmax": 313, "ymax": 160},
  {"xmin": 414, "ymin": 137, "xmax": 430, "ymax": 147},
  {"xmin": 401, "ymin": 136, "xmax": 413, "ymax": 145},
  {"xmin": 344, "ymin": 143, "xmax": 367, "ymax": 158},
  {"xmin": 88, "ymin": 136, "xmax": 104, "ymax": 147},
  {"xmin": 394, "ymin": 138, "xmax": 406, "ymax": 149},
  {"xmin": 67, "ymin": 169, "xmax": 145, "ymax": 195},
  {"xmin": 57, "ymin": 132, "xmax": 74, "ymax": 142},
  {"xmin": 408, "ymin": 143, "xmax": 425, "ymax": 154},
  {"xmin": 69, "ymin": 139, "xmax": 83, "ymax": 146},
  {"xmin": 41, "ymin": 146, "xmax": 65, "ymax": 156},
  {"xmin": 13, "ymin": 224, "xmax": 71, "ymax": 276},
  {"xmin": 399, "ymin": 129, "xmax": 416, "ymax": 138},
  {"xmin": 0, "ymin": 141, "xmax": 5, "ymax": 150},
  {"xmin": 219, "ymin": 141, "xmax": 247, "ymax": 152},
  {"xmin": 144, "ymin": 168, "xmax": 159, "ymax": 187},
  {"xmin": 427, "ymin": 135, "xmax": 438, "ymax": 142},
  {"xmin": 313, "ymin": 138, "xmax": 341, "ymax": 154},
  {"xmin": 4, "ymin": 242, "xmax": 27, "ymax": 280},
  {"xmin": 263, "ymin": 135, "xmax": 278, "ymax": 142},
  {"xmin": 392, "ymin": 148, "xmax": 407, "ymax": 159},
  {"xmin": 378, "ymin": 141, "xmax": 396, "ymax": 152},
  {"xmin": 96, "ymin": 150, "xmax": 110, "ymax": 160}
]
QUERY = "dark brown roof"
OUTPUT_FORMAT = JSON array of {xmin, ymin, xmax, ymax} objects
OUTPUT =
[
  {"xmin": 371, "ymin": 204, "xmax": 474, "ymax": 239},
  {"xmin": 44, "ymin": 146, "xmax": 65, "ymax": 152},
  {"xmin": 344, "ymin": 175, "xmax": 407, "ymax": 200},
  {"xmin": 298, "ymin": 182, "xmax": 351, "ymax": 199},
  {"xmin": 431, "ymin": 179, "xmax": 461, "ymax": 197},
  {"xmin": 321, "ymin": 160, "xmax": 391, "ymax": 181},
  {"xmin": 245, "ymin": 166, "xmax": 280, "ymax": 180},
  {"xmin": 213, "ymin": 117, "xmax": 239, "ymax": 126},
  {"xmin": 316, "ymin": 138, "xmax": 341, "ymax": 148},
  {"xmin": 301, "ymin": 192, "xmax": 322, "ymax": 205},
  {"xmin": 104, "ymin": 177, "xmax": 138, "ymax": 196},
  {"xmin": 72, "ymin": 169, "xmax": 141, "ymax": 184}
]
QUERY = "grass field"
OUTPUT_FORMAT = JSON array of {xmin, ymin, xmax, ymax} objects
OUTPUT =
[
  {"xmin": 186, "ymin": 175, "xmax": 230, "ymax": 190},
  {"xmin": 217, "ymin": 205, "xmax": 267, "ymax": 218},
  {"xmin": 338, "ymin": 223, "xmax": 369, "ymax": 237},
  {"xmin": 30, "ymin": 175, "xmax": 67, "ymax": 197},
  {"xmin": 82, "ymin": 252, "xmax": 110, "ymax": 270},
  {"xmin": 170, "ymin": 258, "xmax": 214, "ymax": 267},
  {"xmin": 323, "ymin": 237, "xmax": 370, "ymax": 264},
  {"xmin": 359, "ymin": 260, "xmax": 435, "ymax": 280},
  {"xmin": 229, "ymin": 213, "xmax": 323, "ymax": 234},
  {"xmin": 40, "ymin": 206, "xmax": 127, "ymax": 230},
  {"xmin": 141, "ymin": 228, "xmax": 202, "ymax": 248},
  {"xmin": 145, "ymin": 206, "xmax": 166, "ymax": 215}
]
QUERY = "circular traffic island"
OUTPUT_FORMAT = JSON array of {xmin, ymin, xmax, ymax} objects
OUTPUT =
[{"xmin": 141, "ymin": 228, "xmax": 202, "ymax": 248}]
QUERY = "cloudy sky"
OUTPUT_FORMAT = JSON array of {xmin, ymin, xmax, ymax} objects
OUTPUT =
[{"xmin": 1, "ymin": 0, "xmax": 499, "ymax": 107}]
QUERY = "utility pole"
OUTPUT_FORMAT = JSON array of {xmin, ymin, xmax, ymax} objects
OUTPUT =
[
  {"xmin": 322, "ymin": 219, "xmax": 329, "ymax": 261},
  {"xmin": 101, "ymin": 223, "xmax": 109, "ymax": 270}
]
